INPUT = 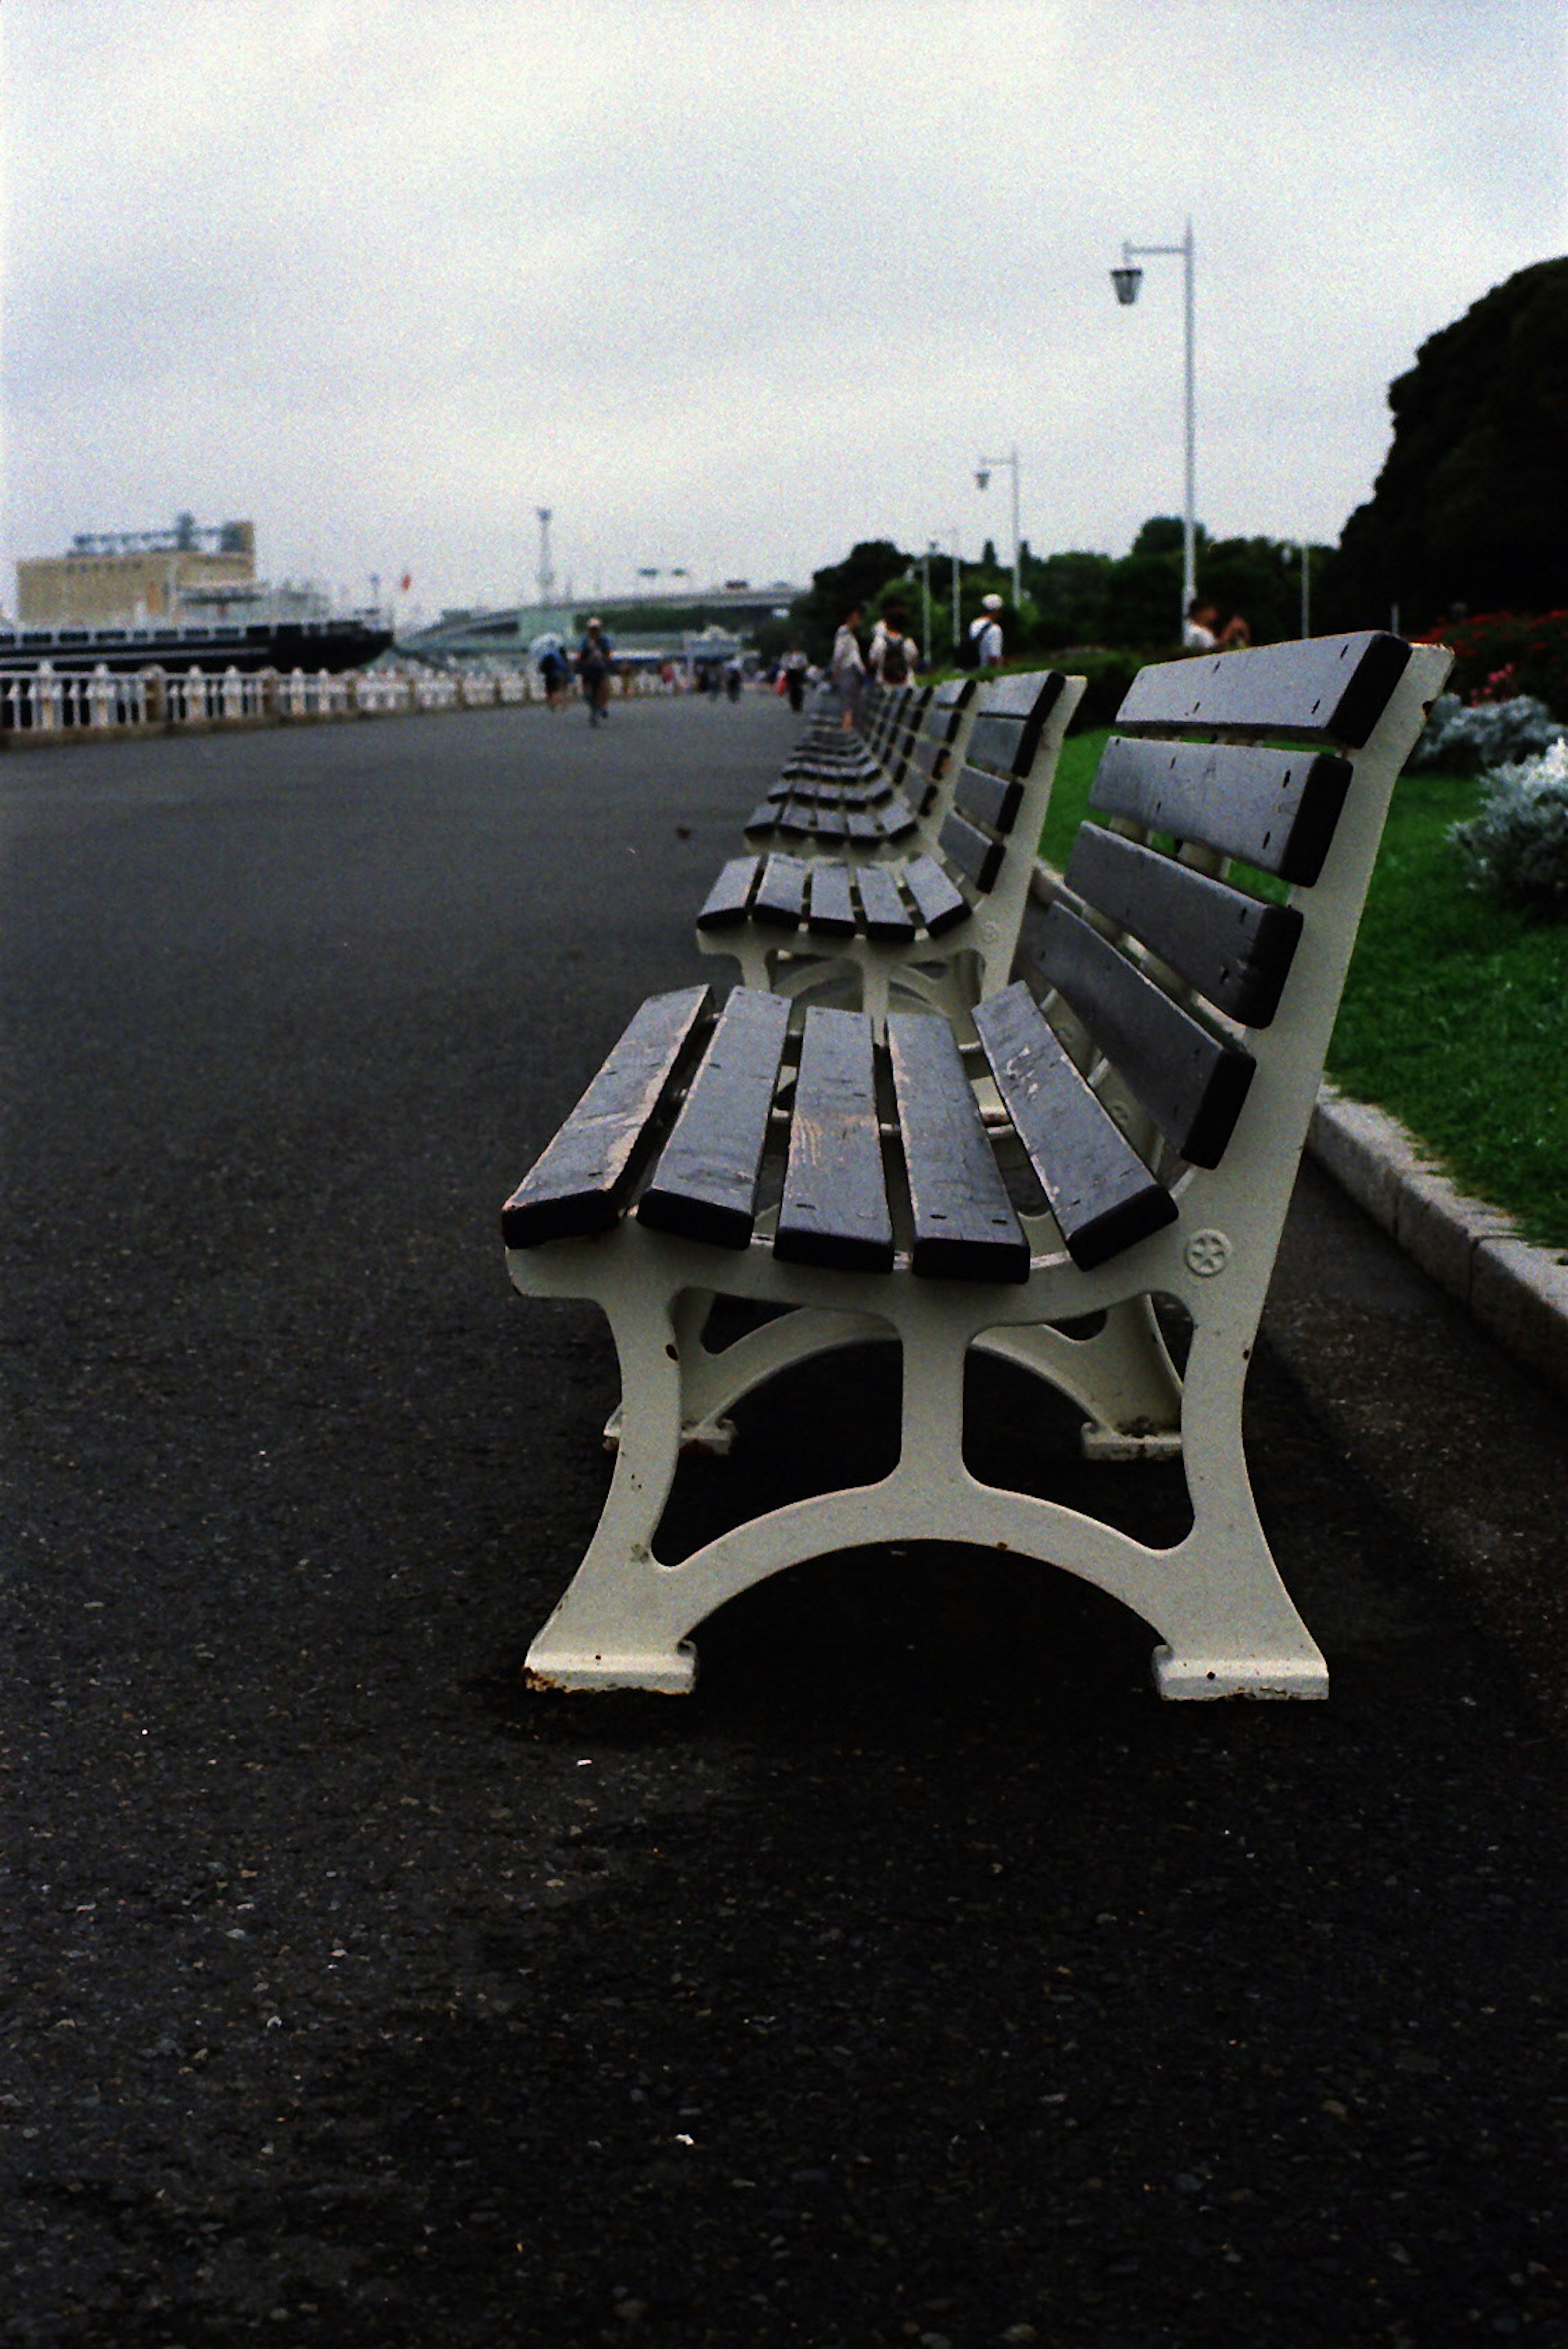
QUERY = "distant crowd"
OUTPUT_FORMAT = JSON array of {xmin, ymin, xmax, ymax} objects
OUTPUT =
[{"xmin": 537, "ymin": 581, "xmax": 1252, "ymax": 731}]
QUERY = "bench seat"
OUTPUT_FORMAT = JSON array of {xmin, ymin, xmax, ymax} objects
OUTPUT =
[
  {"xmin": 503, "ymin": 631, "xmax": 1452, "ymax": 1703},
  {"xmin": 746, "ymin": 680, "xmax": 973, "ymax": 862}
]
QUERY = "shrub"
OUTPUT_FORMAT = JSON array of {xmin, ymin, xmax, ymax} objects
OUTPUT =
[
  {"xmin": 1416, "ymin": 609, "xmax": 1568, "ymax": 718},
  {"xmin": 1052, "ymin": 646, "xmax": 1150, "ymax": 730},
  {"xmin": 1410, "ymin": 690, "xmax": 1566, "ymax": 771},
  {"xmin": 1449, "ymin": 738, "xmax": 1568, "ymax": 917}
]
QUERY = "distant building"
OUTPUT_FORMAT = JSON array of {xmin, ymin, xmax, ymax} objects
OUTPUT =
[{"xmin": 18, "ymin": 515, "xmax": 257, "ymax": 625}]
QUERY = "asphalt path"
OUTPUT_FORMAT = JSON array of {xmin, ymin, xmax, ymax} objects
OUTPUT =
[{"xmin": 2, "ymin": 694, "xmax": 1564, "ymax": 2347}]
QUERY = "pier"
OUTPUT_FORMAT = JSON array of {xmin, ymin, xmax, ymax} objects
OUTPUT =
[{"xmin": 3, "ymin": 696, "xmax": 1564, "ymax": 2346}]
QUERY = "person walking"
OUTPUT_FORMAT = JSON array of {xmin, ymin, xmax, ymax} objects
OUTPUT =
[
  {"xmin": 870, "ymin": 603, "xmax": 918, "ymax": 684},
  {"xmin": 967, "ymin": 593, "xmax": 1004, "ymax": 669},
  {"xmin": 538, "ymin": 641, "xmax": 567, "ymax": 711},
  {"xmin": 780, "ymin": 643, "xmax": 809, "ymax": 714},
  {"xmin": 831, "ymin": 606, "xmax": 866, "ymax": 732},
  {"xmin": 577, "ymin": 617, "xmax": 613, "ymax": 726}
]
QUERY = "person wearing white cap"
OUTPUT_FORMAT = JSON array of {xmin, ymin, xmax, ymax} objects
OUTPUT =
[{"xmin": 968, "ymin": 593, "xmax": 1004, "ymax": 669}]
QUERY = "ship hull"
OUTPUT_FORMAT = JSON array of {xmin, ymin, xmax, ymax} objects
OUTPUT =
[{"xmin": 0, "ymin": 619, "xmax": 394, "ymax": 676}]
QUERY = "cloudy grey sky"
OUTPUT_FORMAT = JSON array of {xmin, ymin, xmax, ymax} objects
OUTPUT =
[{"xmin": 3, "ymin": 0, "xmax": 1564, "ymax": 621}]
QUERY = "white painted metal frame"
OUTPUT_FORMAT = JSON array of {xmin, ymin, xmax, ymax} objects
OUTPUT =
[{"xmin": 506, "ymin": 646, "xmax": 1450, "ymax": 1701}]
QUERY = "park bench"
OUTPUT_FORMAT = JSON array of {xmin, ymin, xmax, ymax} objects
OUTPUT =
[
  {"xmin": 777, "ymin": 678, "xmax": 914, "ymax": 780},
  {"xmin": 745, "ymin": 685, "xmax": 934, "ymax": 854},
  {"xmin": 501, "ymin": 629, "xmax": 1450, "ymax": 1702},
  {"xmin": 696, "ymin": 668, "xmax": 1082, "ymax": 1027},
  {"xmin": 741, "ymin": 679, "xmax": 976, "ymax": 859}
]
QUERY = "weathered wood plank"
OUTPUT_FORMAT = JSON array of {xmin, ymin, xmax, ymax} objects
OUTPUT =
[
  {"xmin": 805, "ymin": 862, "xmax": 858, "ymax": 937},
  {"xmin": 1087, "ymin": 738, "xmax": 1352, "ymax": 883},
  {"xmin": 901, "ymin": 853, "xmax": 971, "ymax": 937},
  {"xmin": 1031, "ymin": 905, "xmax": 1256, "ymax": 1167},
  {"xmin": 637, "ymin": 989, "xmax": 791, "ymax": 1248},
  {"xmin": 753, "ymin": 854, "xmax": 811, "ymax": 928},
  {"xmin": 1064, "ymin": 825, "xmax": 1305, "ymax": 1024},
  {"xmin": 854, "ymin": 864, "xmax": 918, "ymax": 942},
  {"xmin": 774, "ymin": 1009, "xmax": 894, "ymax": 1272},
  {"xmin": 973, "ymin": 983, "xmax": 1177, "ymax": 1270},
  {"xmin": 937, "ymin": 808, "xmax": 1005, "ymax": 893},
  {"xmin": 951, "ymin": 765, "xmax": 1023, "ymax": 837},
  {"xmin": 696, "ymin": 856, "xmax": 761, "ymax": 932},
  {"xmin": 887, "ymin": 1014, "xmax": 1029, "ymax": 1281},
  {"xmin": 1112, "ymin": 630, "xmax": 1410, "ymax": 748},
  {"xmin": 503, "ymin": 986, "xmax": 716, "ymax": 1247},
  {"xmin": 966, "ymin": 669, "xmax": 1065, "ymax": 777}
]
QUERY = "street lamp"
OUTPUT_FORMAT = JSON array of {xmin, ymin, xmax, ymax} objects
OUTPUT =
[
  {"xmin": 1110, "ymin": 220, "xmax": 1196, "ymax": 623},
  {"xmin": 975, "ymin": 450, "xmax": 1021, "ymax": 613},
  {"xmin": 535, "ymin": 507, "xmax": 555, "ymax": 609}
]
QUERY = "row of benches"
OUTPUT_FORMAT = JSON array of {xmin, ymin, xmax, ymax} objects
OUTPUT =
[{"xmin": 501, "ymin": 632, "xmax": 1451, "ymax": 1702}]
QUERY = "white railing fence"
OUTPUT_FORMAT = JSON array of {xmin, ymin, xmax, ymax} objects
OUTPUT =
[{"xmin": 0, "ymin": 658, "xmax": 609, "ymax": 741}]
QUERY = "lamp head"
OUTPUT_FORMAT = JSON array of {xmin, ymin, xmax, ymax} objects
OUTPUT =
[
  {"xmin": 975, "ymin": 468, "xmax": 990, "ymax": 491},
  {"xmin": 1111, "ymin": 265, "xmax": 1143, "ymax": 307}
]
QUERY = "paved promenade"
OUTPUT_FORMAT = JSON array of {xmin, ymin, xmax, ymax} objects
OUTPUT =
[{"xmin": 2, "ymin": 697, "xmax": 1564, "ymax": 2347}]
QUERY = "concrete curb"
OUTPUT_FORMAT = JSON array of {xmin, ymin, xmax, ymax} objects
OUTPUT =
[{"xmin": 1307, "ymin": 1087, "xmax": 1568, "ymax": 1405}]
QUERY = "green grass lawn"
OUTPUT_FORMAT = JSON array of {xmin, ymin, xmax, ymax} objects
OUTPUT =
[{"xmin": 1040, "ymin": 729, "xmax": 1568, "ymax": 1245}]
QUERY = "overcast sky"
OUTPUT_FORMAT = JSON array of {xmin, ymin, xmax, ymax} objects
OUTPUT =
[{"xmin": 3, "ymin": 0, "xmax": 1564, "ymax": 622}]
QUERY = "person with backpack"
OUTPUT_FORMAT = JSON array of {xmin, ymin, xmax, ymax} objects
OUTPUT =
[
  {"xmin": 870, "ymin": 603, "xmax": 918, "ymax": 685},
  {"xmin": 961, "ymin": 593, "xmax": 1004, "ymax": 670},
  {"xmin": 576, "ymin": 617, "xmax": 613, "ymax": 727}
]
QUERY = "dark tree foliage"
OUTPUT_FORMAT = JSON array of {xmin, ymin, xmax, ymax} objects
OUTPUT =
[
  {"xmin": 790, "ymin": 540, "xmax": 913, "ymax": 661},
  {"xmin": 1321, "ymin": 256, "xmax": 1568, "ymax": 632},
  {"xmin": 1020, "ymin": 550, "xmax": 1116, "ymax": 649}
]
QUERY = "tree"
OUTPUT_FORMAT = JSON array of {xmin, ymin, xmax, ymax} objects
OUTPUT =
[
  {"xmin": 1321, "ymin": 256, "xmax": 1568, "ymax": 632},
  {"xmin": 789, "ymin": 541, "xmax": 913, "ymax": 661}
]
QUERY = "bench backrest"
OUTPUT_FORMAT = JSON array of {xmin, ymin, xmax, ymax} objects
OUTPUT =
[
  {"xmin": 903, "ymin": 676, "xmax": 977, "ymax": 814},
  {"xmin": 990, "ymin": 629, "xmax": 1451, "ymax": 1267},
  {"xmin": 936, "ymin": 670, "xmax": 1069, "ymax": 893}
]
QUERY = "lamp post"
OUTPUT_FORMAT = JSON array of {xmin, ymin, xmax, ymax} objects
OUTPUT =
[
  {"xmin": 1111, "ymin": 219, "xmax": 1196, "ymax": 623},
  {"xmin": 975, "ymin": 451, "xmax": 1021, "ymax": 613}
]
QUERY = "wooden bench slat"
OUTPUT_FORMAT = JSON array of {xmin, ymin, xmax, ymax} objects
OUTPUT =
[
  {"xmin": 1032, "ymin": 905, "xmax": 1256, "ymax": 1167},
  {"xmin": 973, "ymin": 670, "xmax": 1066, "ymax": 721},
  {"xmin": 1113, "ymin": 630, "xmax": 1410, "ymax": 747},
  {"xmin": 636, "ymin": 989, "xmax": 791, "ymax": 1248},
  {"xmin": 937, "ymin": 807, "xmax": 1006, "ymax": 893},
  {"xmin": 752, "ymin": 853, "xmax": 811, "ymax": 928},
  {"xmin": 854, "ymin": 863, "xmax": 918, "ymax": 942},
  {"xmin": 901, "ymin": 853, "xmax": 971, "ymax": 937},
  {"xmin": 1088, "ymin": 739, "xmax": 1353, "ymax": 883},
  {"xmin": 951, "ymin": 766, "xmax": 1023, "ymax": 837},
  {"xmin": 696, "ymin": 856, "xmax": 761, "ymax": 932},
  {"xmin": 503, "ymin": 985, "xmax": 715, "ymax": 1247},
  {"xmin": 1064, "ymin": 826, "xmax": 1305, "ymax": 1025},
  {"xmin": 887, "ymin": 1015, "xmax": 1029, "ymax": 1282},
  {"xmin": 775, "ymin": 1008, "xmax": 895, "ymax": 1272},
  {"xmin": 973, "ymin": 983, "xmax": 1177, "ymax": 1270},
  {"xmin": 966, "ymin": 670, "xmax": 1065, "ymax": 776},
  {"xmin": 804, "ymin": 862, "xmax": 857, "ymax": 937}
]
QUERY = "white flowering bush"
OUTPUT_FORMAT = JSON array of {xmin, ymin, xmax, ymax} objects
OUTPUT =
[
  {"xmin": 1411, "ymin": 691, "xmax": 1566, "ymax": 772},
  {"xmin": 1449, "ymin": 738, "xmax": 1568, "ymax": 917}
]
